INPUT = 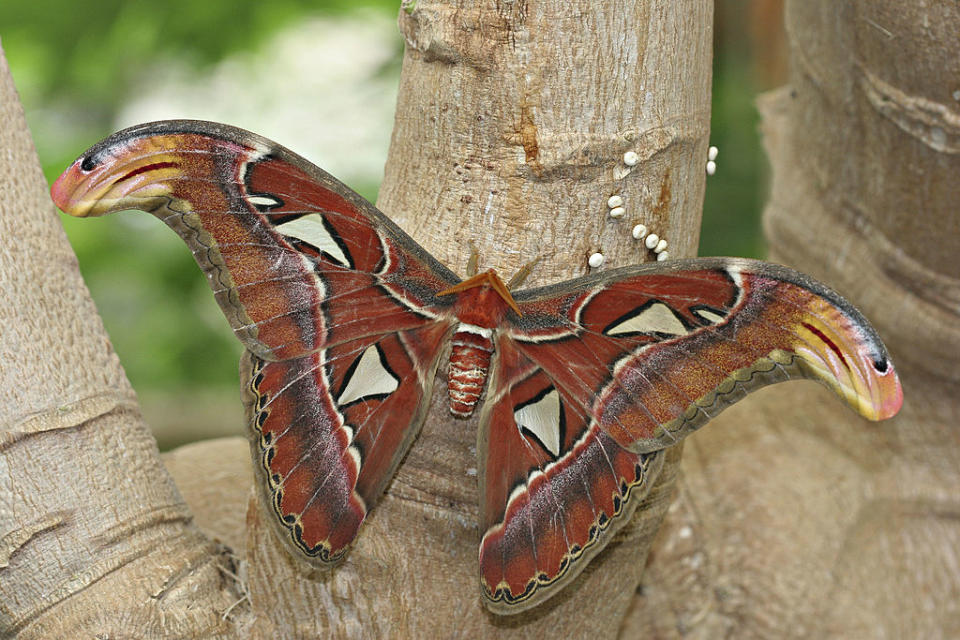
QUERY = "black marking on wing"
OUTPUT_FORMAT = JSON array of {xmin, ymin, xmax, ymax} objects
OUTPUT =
[
  {"xmin": 335, "ymin": 343, "xmax": 400, "ymax": 409},
  {"xmin": 601, "ymin": 299, "xmax": 696, "ymax": 338}
]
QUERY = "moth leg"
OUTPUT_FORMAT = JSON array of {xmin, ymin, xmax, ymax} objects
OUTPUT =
[
  {"xmin": 466, "ymin": 241, "xmax": 480, "ymax": 277},
  {"xmin": 507, "ymin": 256, "xmax": 541, "ymax": 290}
]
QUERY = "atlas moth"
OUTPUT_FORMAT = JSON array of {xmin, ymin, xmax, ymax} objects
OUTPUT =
[{"xmin": 52, "ymin": 120, "xmax": 903, "ymax": 615}]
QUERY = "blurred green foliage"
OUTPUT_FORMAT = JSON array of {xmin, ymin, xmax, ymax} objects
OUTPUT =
[
  {"xmin": 3, "ymin": 1, "xmax": 401, "ymax": 399},
  {"xmin": 1, "ymin": 0, "xmax": 397, "ymax": 108},
  {"xmin": 700, "ymin": 1, "xmax": 768, "ymax": 260},
  {"xmin": 701, "ymin": 64, "xmax": 766, "ymax": 259},
  {"xmin": 3, "ymin": 2, "xmax": 766, "ymax": 412}
]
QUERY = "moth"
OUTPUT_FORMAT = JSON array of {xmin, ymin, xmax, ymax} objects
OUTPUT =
[{"xmin": 52, "ymin": 120, "xmax": 902, "ymax": 614}]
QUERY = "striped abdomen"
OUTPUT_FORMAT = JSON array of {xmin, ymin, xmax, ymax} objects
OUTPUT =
[{"xmin": 448, "ymin": 323, "xmax": 494, "ymax": 417}]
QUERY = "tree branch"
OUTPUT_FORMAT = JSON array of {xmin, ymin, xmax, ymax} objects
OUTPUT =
[
  {"xmin": 241, "ymin": 1, "xmax": 713, "ymax": 635},
  {"xmin": 624, "ymin": 3, "xmax": 960, "ymax": 636},
  {"xmin": 0, "ymin": 46, "xmax": 242, "ymax": 638}
]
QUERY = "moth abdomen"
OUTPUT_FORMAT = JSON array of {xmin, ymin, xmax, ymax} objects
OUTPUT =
[{"xmin": 448, "ymin": 323, "xmax": 494, "ymax": 417}]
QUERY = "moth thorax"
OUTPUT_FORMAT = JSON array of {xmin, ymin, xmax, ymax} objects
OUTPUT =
[{"xmin": 448, "ymin": 323, "xmax": 494, "ymax": 417}]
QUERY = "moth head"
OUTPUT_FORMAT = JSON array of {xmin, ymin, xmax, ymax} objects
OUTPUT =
[
  {"xmin": 52, "ymin": 131, "xmax": 194, "ymax": 218},
  {"xmin": 438, "ymin": 269, "xmax": 522, "ymax": 319},
  {"xmin": 789, "ymin": 309, "xmax": 902, "ymax": 421},
  {"xmin": 51, "ymin": 121, "xmax": 256, "ymax": 218}
]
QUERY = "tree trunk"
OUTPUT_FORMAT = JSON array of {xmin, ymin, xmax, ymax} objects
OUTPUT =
[
  {"xmin": 242, "ymin": 1, "xmax": 712, "ymax": 636},
  {"xmin": 0, "ymin": 0, "xmax": 715, "ymax": 636},
  {"xmin": 0, "ymin": 48, "xmax": 240, "ymax": 638},
  {"xmin": 623, "ymin": 2, "xmax": 960, "ymax": 637}
]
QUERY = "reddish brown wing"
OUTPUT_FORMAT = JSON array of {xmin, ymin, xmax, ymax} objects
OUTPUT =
[
  {"xmin": 478, "ymin": 257, "xmax": 902, "ymax": 613},
  {"xmin": 478, "ymin": 352, "xmax": 664, "ymax": 615},
  {"xmin": 52, "ymin": 120, "xmax": 459, "ymax": 361},
  {"xmin": 243, "ymin": 322, "xmax": 452, "ymax": 562},
  {"xmin": 52, "ymin": 120, "xmax": 460, "ymax": 563}
]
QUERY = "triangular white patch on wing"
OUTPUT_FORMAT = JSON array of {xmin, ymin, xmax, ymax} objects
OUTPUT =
[
  {"xmin": 276, "ymin": 213, "xmax": 350, "ymax": 267},
  {"xmin": 337, "ymin": 345, "xmax": 399, "ymax": 407},
  {"xmin": 606, "ymin": 302, "xmax": 688, "ymax": 336},
  {"xmin": 248, "ymin": 194, "xmax": 283, "ymax": 209},
  {"xmin": 515, "ymin": 388, "xmax": 561, "ymax": 457},
  {"xmin": 694, "ymin": 307, "xmax": 726, "ymax": 324}
]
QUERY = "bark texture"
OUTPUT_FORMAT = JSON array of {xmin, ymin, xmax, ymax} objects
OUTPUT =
[
  {"xmin": 0, "ymin": 47, "xmax": 243, "ymax": 638},
  {"xmin": 623, "ymin": 2, "xmax": 960, "ymax": 637}
]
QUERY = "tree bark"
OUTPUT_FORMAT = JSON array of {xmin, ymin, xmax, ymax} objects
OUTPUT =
[
  {"xmin": 1, "ymin": 0, "xmax": 716, "ymax": 636},
  {"xmin": 623, "ymin": 2, "xmax": 960, "ymax": 637},
  {"xmin": 0, "ymin": 47, "xmax": 241, "ymax": 638}
]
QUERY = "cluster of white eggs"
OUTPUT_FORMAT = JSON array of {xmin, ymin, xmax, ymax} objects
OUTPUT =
[{"xmin": 588, "ymin": 145, "xmax": 718, "ymax": 269}]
